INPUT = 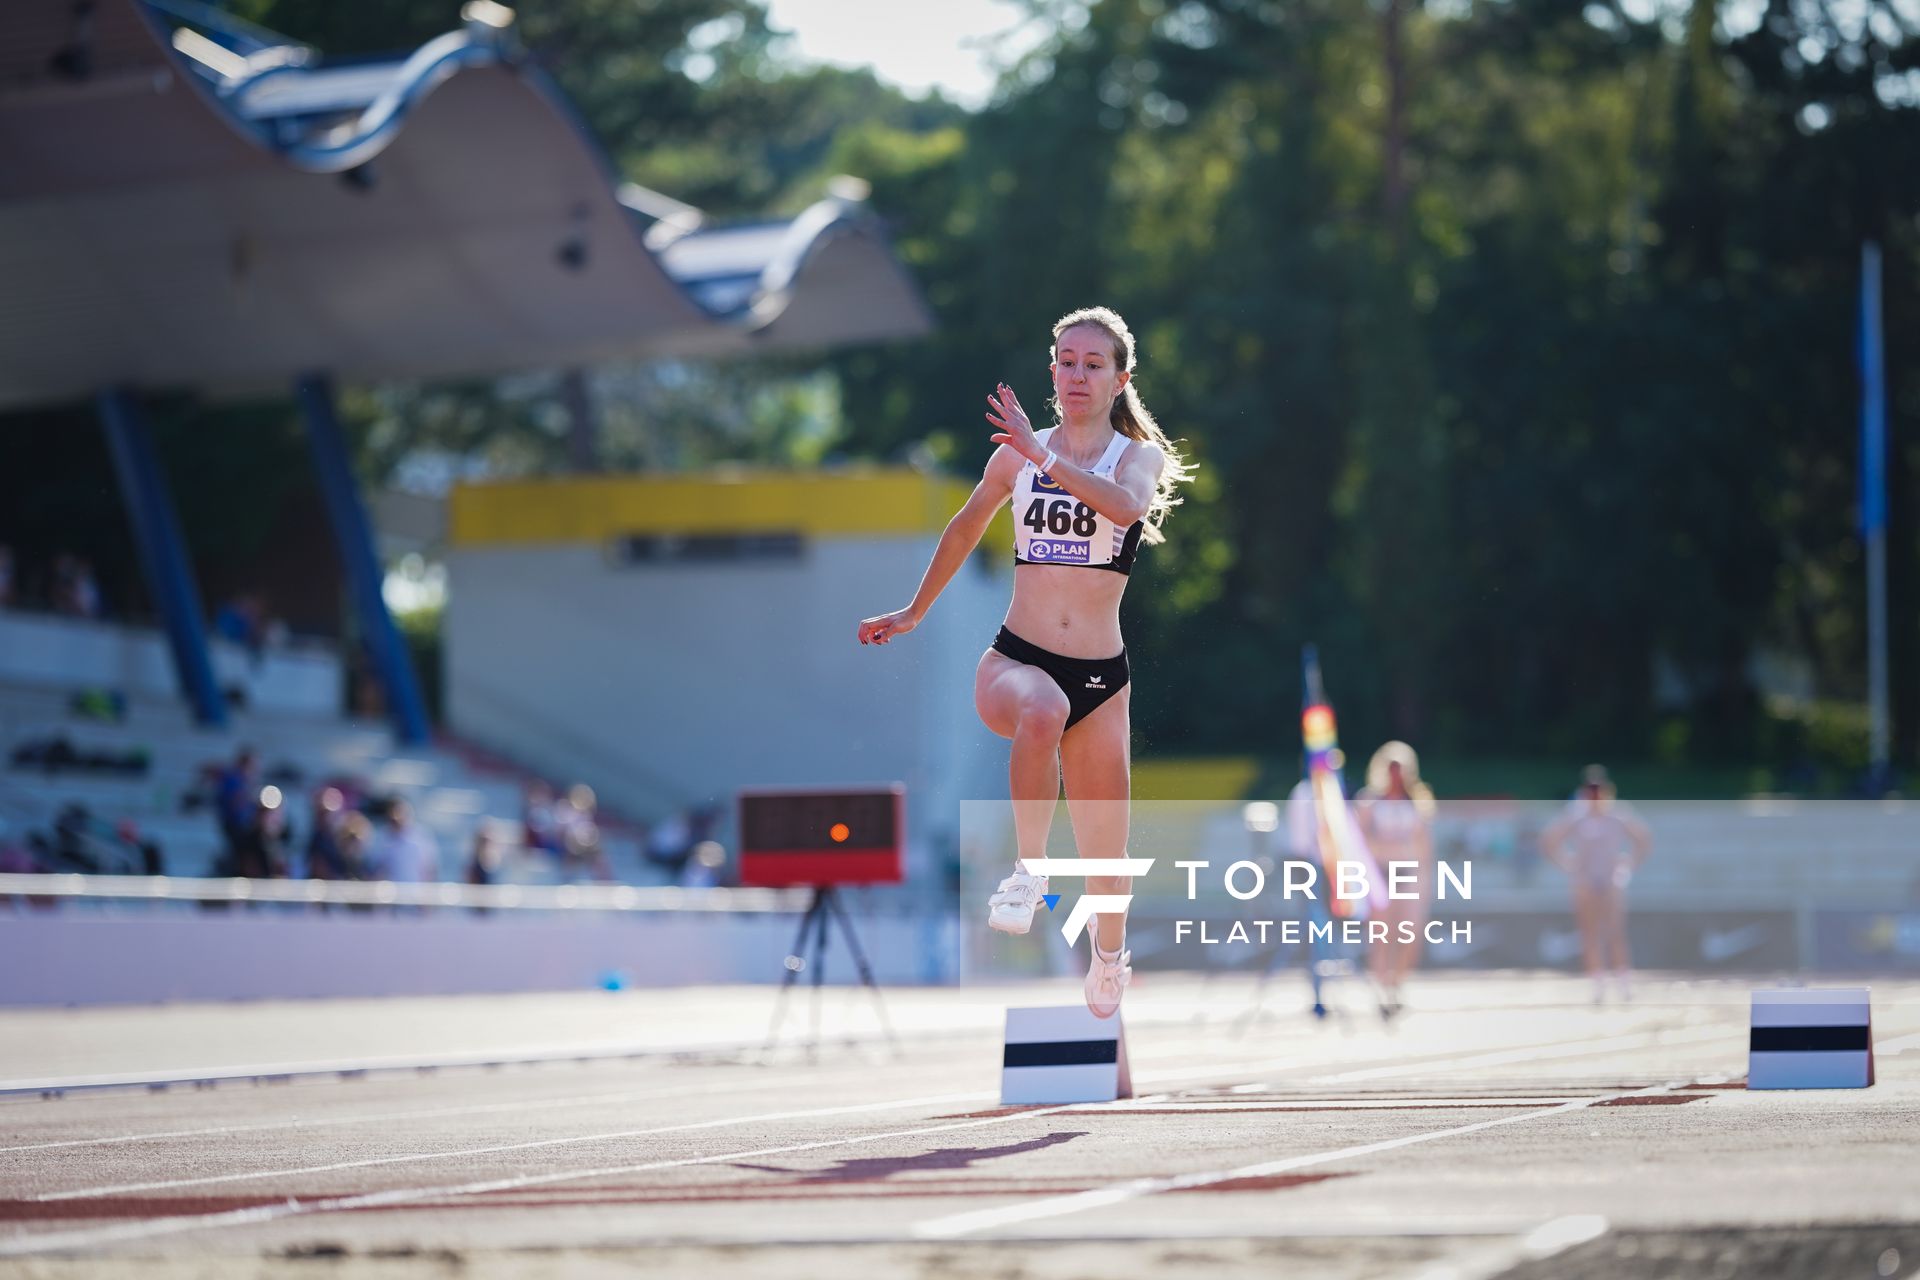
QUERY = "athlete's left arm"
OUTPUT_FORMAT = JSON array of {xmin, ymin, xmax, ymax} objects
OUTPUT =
[
  {"xmin": 1048, "ymin": 439, "xmax": 1166, "ymax": 527},
  {"xmin": 1622, "ymin": 810, "xmax": 1652, "ymax": 868}
]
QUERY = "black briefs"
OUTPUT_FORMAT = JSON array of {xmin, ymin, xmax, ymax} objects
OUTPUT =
[{"xmin": 991, "ymin": 626, "xmax": 1130, "ymax": 731}]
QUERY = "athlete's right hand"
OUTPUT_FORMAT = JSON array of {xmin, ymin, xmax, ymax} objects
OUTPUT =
[{"xmin": 857, "ymin": 608, "xmax": 919, "ymax": 645}]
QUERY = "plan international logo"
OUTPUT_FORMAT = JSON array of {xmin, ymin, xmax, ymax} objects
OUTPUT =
[{"xmin": 1025, "ymin": 538, "xmax": 1090, "ymax": 563}]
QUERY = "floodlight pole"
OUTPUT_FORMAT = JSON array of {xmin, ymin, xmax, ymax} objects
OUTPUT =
[{"xmin": 1860, "ymin": 243, "xmax": 1890, "ymax": 783}]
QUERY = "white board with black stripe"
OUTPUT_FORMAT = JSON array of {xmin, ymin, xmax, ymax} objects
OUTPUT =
[
  {"xmin": 1001, "ymin": 1005, "xmax": 1132, "ymax": 1104},
  {"xmin": 1748, "ymin": 987, "xmax": 1874, "ymax": 1090}
]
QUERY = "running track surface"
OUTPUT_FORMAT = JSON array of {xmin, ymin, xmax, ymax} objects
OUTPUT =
[{"xmin": 2, "ymin": 973, "xmax": 1917, "ymax": 1279}]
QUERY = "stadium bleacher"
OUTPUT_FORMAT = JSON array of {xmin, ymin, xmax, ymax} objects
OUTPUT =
[{"xmin": 0, "ymin": 673, "xmax": 644, "ymax": 885}]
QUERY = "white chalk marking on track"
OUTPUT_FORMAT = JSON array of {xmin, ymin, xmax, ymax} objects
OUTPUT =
[
  {"xmin": 0, "ymin": 1100, "xmax": 1085, "ymax": 1257},
  {"xmin": 0, "ymin": 1044, "xmax": 730, "ymax": 1096},
  {"xmin": 0, "ymin": 1025, "xmax": 947, "ymax": 1096},
  {"xmin": 0, "ymin": 1074, "xmax": 831, "ymax": 1154},
  {"xmin": 32, "ymin": 1089, "xmax": 1003, "ymax": 1202},
  {"xmin": 14, "ymin": 1023, "xmax": 1702, "ymax": 1200},
  {"xmin": 912, "ymin": 1082, "xmax": 1678, "ymax": 1238},
  {"xmin": 1306, "ymin": 1024, "xmax": 1730, "ymax": 1084},
  {"xmin": 0, "ymin": 1040, "xmax": 1329, "ymax": 1163},
  {"xmin": 3, "ymin": 1019, "xmax": 1735, "ymax": 1250},
  {"xmin": 1395, "ymin": 1214, "xmax": 1610, "ymax": 1280},
  {"xmin": 1876, "ymin": 1030, "xmax": 1920, "ymax": 1055},
  {"xmin": 1063, "ymin": 1097, "xmax": 1595, "ymax": 1112}
]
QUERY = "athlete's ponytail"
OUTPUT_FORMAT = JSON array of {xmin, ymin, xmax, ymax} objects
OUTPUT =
[{"xmin": 1050, "ymin": 306, "xmax": 1195, "ymax": 546}]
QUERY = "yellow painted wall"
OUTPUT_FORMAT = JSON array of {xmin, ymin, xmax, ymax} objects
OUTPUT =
[
  {"xmin": 450, "ymin": 469, "xmax": 1011, "ymax": 548},
  {"xmin": 1131, "ymin": 757, "xmax": 1261, "ymax": 802}
]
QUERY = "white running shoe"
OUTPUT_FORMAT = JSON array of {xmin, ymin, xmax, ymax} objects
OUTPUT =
[
  {"xmin": 987, "ymin": 867, "xmax": 1048, "ymax": 935},
  {"xmin": 1084, "ymin": 943, "xmax": 1132, "ymax": 1019}
]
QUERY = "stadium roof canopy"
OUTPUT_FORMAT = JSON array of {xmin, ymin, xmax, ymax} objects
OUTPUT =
[{"xmin": 0, "ymin": 0, "xmax": 933, "ymax": 411}]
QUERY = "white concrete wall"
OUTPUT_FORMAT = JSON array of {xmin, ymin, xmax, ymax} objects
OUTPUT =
[
  {"xmin": 445, "ymin": 537, "xmax": 1010, "ymax": 882},
  {"xmin": 0, "ymin": 610, "xmax": 341, "ymax": 715},
  {"xmin": 0, "ymin": 910, "xmax": 950, "ymax": 1006}
]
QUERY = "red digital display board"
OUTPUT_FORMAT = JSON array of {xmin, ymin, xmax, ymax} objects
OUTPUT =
[{"xmin": 736, "ymin": 785, "xmax": 904, "ymax": 886}]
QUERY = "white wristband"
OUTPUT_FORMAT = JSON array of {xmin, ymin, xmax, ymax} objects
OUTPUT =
[{"xmin": 1040, "ymin": 450, "xmax": 1057, "ymax": 475}]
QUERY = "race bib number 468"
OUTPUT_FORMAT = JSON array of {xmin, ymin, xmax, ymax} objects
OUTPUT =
[{"xmin": 1023, "ymin": 496, "xmax": 1098, "ymax": 538}]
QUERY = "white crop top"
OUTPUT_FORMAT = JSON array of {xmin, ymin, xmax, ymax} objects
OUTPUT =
[{"xmin": 1011, "ymin": 429, "xmax": 1144, "ymax": 574}]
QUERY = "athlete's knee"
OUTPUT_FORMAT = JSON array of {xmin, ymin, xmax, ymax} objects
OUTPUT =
[{"xmin": 1013, "ymin": 686, "xmax": 1070, "ymax": 733}]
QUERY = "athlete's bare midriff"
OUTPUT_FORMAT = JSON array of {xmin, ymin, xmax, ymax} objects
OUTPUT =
[{"xmin": 1001, "ymin": 562, "xmax": 1128, "ymax": 658}]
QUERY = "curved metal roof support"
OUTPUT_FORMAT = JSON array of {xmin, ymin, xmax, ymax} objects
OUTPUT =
[
  {"xmin": 219, "ymin": 27, "xmax": 517, "ymax": 172},
  {"xmin": 743, "ymin": 193, "xmax": 884, "ymax": 332},
  {"xmin": 0, "ymin": 0, "xmax": 930, "ymax": 409}
]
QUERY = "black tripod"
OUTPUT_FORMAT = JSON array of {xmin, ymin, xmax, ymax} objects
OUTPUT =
[{"xmin": 762, "ymin": 886, "xmax": 898, "ymax": 1056}]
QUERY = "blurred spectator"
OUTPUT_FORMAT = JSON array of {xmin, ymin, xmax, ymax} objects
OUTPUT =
[
  {"xmin": 0, "ymin": 819, "xmax": 36, "ymax": 870},
  {"xmin": 557, "ymin": 784, "xmax": 610, "ymax": 881},
  {"xmin": 689, "ymin": 805, "xmax": 720, "ymax": 851},
  {"xmin": 214, "ymin": 747, "xmax": 260, "ymax": 863},
  {"xmin": 214, "ymin": 594, "xmax": 274, "ymax": 665},
  {"xmin": 47, "ymin": 803, "xmax": 101, "ymax": 873},
  {"xmin": 49, "ymin": 553, "xmax": 78, "ymax": 615},
  {"xmin": 115, "ymin": 820, "xmax": 164, "ymax": 876},
  {"xmin": 681, "ymin": 839, "xmax": 726, "ymax": 888},
  {"xmin": 467, "ymin": 826, "xmax": 503, "ymax": 887},
  {"xmin": 1540, "ymin": 764, "xmax": 1651, "ymax": 1004},
  {"xmin": 466, "ymin": 825, "xmax": 504, "ymax": 915},
  {"xmin": 305, "ymin": 787, "xmax": 348, "ymax": 881},
  {"xmin": 51, "ymin": 553, "xmax": 102, "ymax": 619},
  {"xmin": 337, "ymin": 812, "xmax": 375, "ymax": 882},
  {"xmin": 374, "ymin": 799, "xmax": 439, "ymax": 884},
  {"xmin": 73, "ymin": 558, "xmax": 102, "ymax": 618},
  {"xmin": 0, "ymin": 819, "xmax": 54, "ymax": 911},
  {"xmin": 644, "ymin": 808, "xmax": 694, "ymax": 880},
  {"xmin": 0, "ymin": 544, "xmax": 14, "ymax": 609},
  {"xmin": 10, "ymin": 734, "xmax": 147, "ymax": 777},
  {"xmin": 523, "ymin": 781, "xmax": 561, "ymax": 859},
  {"xmin": 230, "ymin": 786, "xmax": 290, "ymax": 879}
]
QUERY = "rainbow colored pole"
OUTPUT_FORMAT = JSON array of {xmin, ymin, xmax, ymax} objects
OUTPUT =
[{"xmin": 1300, "ymin": 645, "xmax": 1377, "ymax": 919}]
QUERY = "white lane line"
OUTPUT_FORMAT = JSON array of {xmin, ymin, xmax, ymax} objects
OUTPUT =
[
  {"xmin": 23, "ymin": 1044, "xmax": 1331, "ymax": 1202},
  {"xmin": 0, "ymin": 1030, "xmax": 904, "ymax": 1095},
  {"xmin": 33, "ymin": 1089, "xmax": 1005, "ymax": 1202},
  {"xmin": 912, "ymin": 1082, "xmax": 1679, "ymax": 1238},
  {"xmin": 1060, "ymin": 1097, "xmax": 1596, "ymax": 1112},
  {"xmin": 1306, "ymin": 1024, "xmax": 1732, "ymax": 1084},
  {"xmin": 17, "ymin": 1048, "xmax": 1319, "ymax": 1201},
  {"xmin": 1876, "ymin": 1030, "xmax": 1920, "ymax": 1055},
  {"xmin": 0, "ymin": 1042, "xmax": 1301, "ymax": 1170},
  {"xmin": 0, "ymin": 1101, "xmax": 1083, "ymax": 1257},
  {"xmin": 0, "ymin": 1075, "xmax": 819, "ymax": 1155},
  {"xmin": 1131, "ymin": 1020, "xmax": 1694, "ymax": 1092},
  {"xmin": 0, "ymin": 1018, "xmax": 993, "ymax": 1096},
  {"xmin": 8, "ymin": 1022, "xmax": 1701, "ymax": 1194},
  {"xmin": 1397, "ymin": 1214, "xmax": 1609, "ymax": 1280}
]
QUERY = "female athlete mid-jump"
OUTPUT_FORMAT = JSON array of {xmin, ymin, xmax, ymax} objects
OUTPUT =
[{"xmin": 857, "ymin": 306, "xmax": 1192, "ymax": 1017}]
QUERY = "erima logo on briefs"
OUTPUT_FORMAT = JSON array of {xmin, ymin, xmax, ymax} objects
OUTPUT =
[
  {"xmin": 1033, "ymin": 472, "xmax": 1067, "ymax": 493},
  {"xmin": 1086, "ymin": 675, "xmax": 1104, "ymax": 688},
  {"xmin": 1027, "ymin": 539, "xmax": 1090, "ymax": 562}
]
